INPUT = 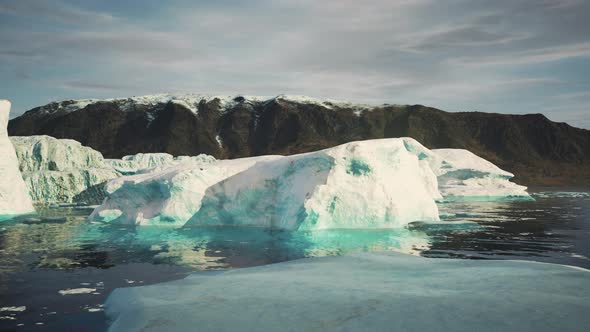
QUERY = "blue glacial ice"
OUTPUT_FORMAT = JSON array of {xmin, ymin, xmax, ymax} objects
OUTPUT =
[
  {"xmin": 89, "ymin": 138, "xmax": 531, "ymax": 228},
  {"xmin": 105, "ymin": 251, "xmax": 590, "ymax": 332},
  {"xmin": 90, "ymin": 139, "xmax": 442, "ymax": 228},
  {"xmin": 0, "ymin": 100, "xmax": 35, "ymax": 220}
]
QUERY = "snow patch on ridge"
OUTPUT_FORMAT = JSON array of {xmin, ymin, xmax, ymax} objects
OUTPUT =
[{"xmin": 26, "ymin": 93, "xmax": 388, "ymax": 118}]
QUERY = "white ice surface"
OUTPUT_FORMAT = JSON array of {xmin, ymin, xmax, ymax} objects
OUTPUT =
[
  {"xmin": 58, "ymin": 288, "xmax": 97, "ymax": 295},
  {"xmin": 90, "ymin": 138, "xmax": 441, "ymax": 228},
  {"xmin": 0, "ymin": 100, "xmax": 35, "ymax": 219},
  {"xmin": 105, "ymin": 252, "xmax": 590, "ymax": 332},
  {"xmin": 432, "ymin": 148, "xmax": 529, "ymax": 200},
  {"xmin": 106, "ymin": 153, "xmax": 216, "ymax": 175},
  {"xmin": 10, "ymin": 136, "xmax": 120, "ymax": 204},
  {"xmin": 90, "ymin": 138, "xmax": 531, "ymax": 228}
]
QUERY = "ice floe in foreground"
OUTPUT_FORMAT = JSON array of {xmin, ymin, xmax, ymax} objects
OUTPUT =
[
  {"xmin": 105, "ymin": 252, "xmax": 590, "ymax": 332},
  {"xmin": 90, "ymin": 138, "xmax": 529, "ymax": 229},
  {"xmin": 0, "ymin": 100, "xmax": 34, "ymax": 220}
]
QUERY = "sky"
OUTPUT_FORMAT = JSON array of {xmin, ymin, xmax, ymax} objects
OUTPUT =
[{"xmin": 1, "ymin": 0, "xmax": 589, "ymax": 128}]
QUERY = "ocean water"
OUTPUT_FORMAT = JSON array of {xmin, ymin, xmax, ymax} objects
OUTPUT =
[{"xmin": 0, "ymin": 189, "xmax": 588, "ymax": 331}]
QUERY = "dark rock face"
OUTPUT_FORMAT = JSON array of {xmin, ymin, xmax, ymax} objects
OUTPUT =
[{"xmin": 8, "ymin": 95, "xmax": 590, "ymax": 186}]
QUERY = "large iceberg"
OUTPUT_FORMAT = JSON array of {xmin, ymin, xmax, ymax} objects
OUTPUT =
[
  {"xmin": 10, "ymin": 136, "xmax": 120, "ymax": 204},
  {"xmin": 105, "ymin": 252, "xmax": 590, "ymax": 332},
  {"xmin": 0, "ymin": 100, "xmax": 34, "ymax": 220},
  {"xmin": 90, "ymin": 138, "xmax": 529, "ymax": 228},
  {"xmin": 90, "ymin": 139, "xmax": 441, "ymax": 228}
]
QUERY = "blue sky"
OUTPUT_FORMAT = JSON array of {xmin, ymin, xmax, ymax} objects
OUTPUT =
[{"xmin": 1, "ymin": 0, "xmax": 589, "ymax": 128}]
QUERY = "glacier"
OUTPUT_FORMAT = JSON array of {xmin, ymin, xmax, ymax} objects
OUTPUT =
[
  {"xmin": 89, "ymin": 137, "xmax": 529, "ymax": 229},
  {"xmin": 0, "ymin": 100, "xmax": 35, "ymax": 220},
  {"xmin": 10, "ymin": 136, "xmax": 120, "ymax": 205},
  {"xmin": 105, "ymin": 252, "xmax": 590, "ymax": 332}
]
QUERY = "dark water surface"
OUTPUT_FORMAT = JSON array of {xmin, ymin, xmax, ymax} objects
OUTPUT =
[{"xmin": 0, "ymin": 189, "xmax": 588, "ymax": 331}]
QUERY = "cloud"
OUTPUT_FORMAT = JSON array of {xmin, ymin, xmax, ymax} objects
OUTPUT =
[
  {"xmin": 449, "ymin": 43, "xmax": 590, "ymax": 67},
  {"xmin": 0, "ymin": 0, "xmax": 115, "ymax": 25},
  {"xmin": 0, "ymin": 0, "xmax": 589, "ymax": 128}
]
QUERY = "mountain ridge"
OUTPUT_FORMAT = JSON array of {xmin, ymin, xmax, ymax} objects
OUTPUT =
[{"xmin": 8, "ymin": 94, "xmax": 590, "ymax": 187}]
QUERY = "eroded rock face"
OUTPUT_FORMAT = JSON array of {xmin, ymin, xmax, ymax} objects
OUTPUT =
[
  {"xmin": 0, "ymin": 100, "xmax": 34, "ymax": 220},
  {"xmin": 8, "ymin": 94, "xmax": 590, "ymax": 186}
]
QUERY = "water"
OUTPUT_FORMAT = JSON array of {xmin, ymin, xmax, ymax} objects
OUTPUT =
[{"xmin": 0, "ymin": 190, "xmax": 589, "ymax": 331}]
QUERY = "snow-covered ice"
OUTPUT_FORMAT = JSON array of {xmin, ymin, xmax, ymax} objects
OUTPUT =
[
  {"xmin": 105, "ymin": 252, "xmax": 590, "ymax": 332},
  {"xmin": 0, "ymin": 100, "xmax": 35, "ymax": 220}
]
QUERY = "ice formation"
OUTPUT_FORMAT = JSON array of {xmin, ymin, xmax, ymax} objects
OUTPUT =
[
  {"xmin": 106, "ymin": 153, "xmax": 216, "ymax": 175},
  {"xmin": 105, "ymin": 252, "xmax": 590, "ymax": 332},
  {"xmin": 90, "ymin": 137, "xmax": 530, "ymax": 229},
  {"xmin": 10, "ymin": 136, "xmax": 120, "ymax": 204},
  {"xmin": 0, "ymin": 100, "xmax": 35, "ymax": 220},
  {"xmin": 90, "ymin": 138, "xmax": 440, "ymax": 228},
  {"xmin": 433, "ymin": 148, "xmax": 529, "ymax": 200},
  {"xmin": 8, "ymin": 136, "xmax": 218, "ymax": 204}
]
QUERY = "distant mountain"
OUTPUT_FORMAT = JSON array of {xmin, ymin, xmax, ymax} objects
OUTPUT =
[{"xmin": 8, "ymin": 94, "xmax": 590, "ymax": 186}]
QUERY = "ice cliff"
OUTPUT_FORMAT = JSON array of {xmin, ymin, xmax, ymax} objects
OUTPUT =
[
  {"xmin": 10, "ymin": 137, "xmax": 217, "ymax": 205},
  {"xmin": 0, "ymin": 100, "xmax": 34, "ymax": 220},
  {"xmin": 9, "ymin": 136, "xmax": 120, "ymax": 204},
  {"xmin": 89, "ymin": 138, "xmax": 530, "ymax": 229}
]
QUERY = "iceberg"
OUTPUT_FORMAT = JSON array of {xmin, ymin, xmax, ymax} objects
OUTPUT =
[
  {"xmin": 90, "ymin": 138, "xmax": 531, "ymax": 228},
  {"xmin": 90, "ymin": 139, "xmax": 441, "ymax": 228},
  {"xmin": 10, "ymin": 136, "xmax": 120, "ymax": 204},
  {"xmin": 105, "ymin": 252, "xmax": 590, "ymax": 332},
  {"xmin": 398, "ymin": 138, "xmax": 529, "ymax": 200},
  {"xmin": 106, "ymin": 153, "xmax": 216, "ymax": 175},
  {"xmin": 432, "ymin": 148, "xmax": 529, "ymax": 200},
  {"xmin": 0, "ymin": 100, "xmax": 34, "ymax": 220},
  {"xmin": 8, "ymin": 134, "xmax": 218, "ymax": 205}
]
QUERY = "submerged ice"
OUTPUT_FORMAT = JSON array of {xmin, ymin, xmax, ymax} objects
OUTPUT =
[
  {"xmin": 105, "ymin": 252, "xmax": 590, "ymax": 332},
  {"xmin": 90, "ymin": 138, "xmax": 529, "ymax": 229},
  {"xmin": 0, "ymin": 100, "xmax": 34, "ymax": 220}
]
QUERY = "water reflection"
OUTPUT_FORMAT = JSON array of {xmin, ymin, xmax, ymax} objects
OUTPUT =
[
  {"xmin": 0, "ymin": 213, "xmax": 430, "ymax": 274},
  {"xmin": 420, "ymin": 192, "xmax": 590, "ymax": 268},
  {"xmin": 1, "ymin": 191, "xmax": 589, "ymax": 330}
]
